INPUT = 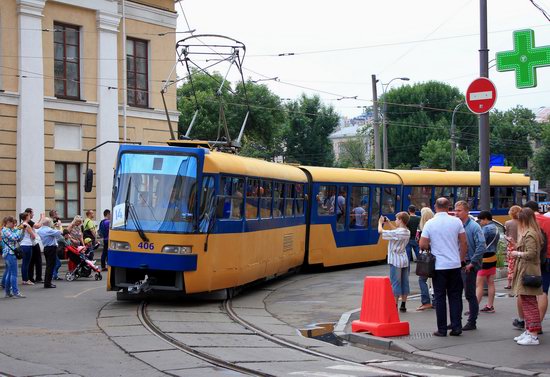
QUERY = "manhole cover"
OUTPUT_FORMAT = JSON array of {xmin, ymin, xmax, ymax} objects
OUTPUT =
[{"xmin": 393, "ymin": 331, "xmax": 434, "ymax": 340}]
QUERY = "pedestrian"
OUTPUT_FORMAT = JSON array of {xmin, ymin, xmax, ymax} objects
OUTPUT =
[
  {"xmin": 1, "ymin": 216, "xmax": 24, "ymax": 298},
  {"xmin": 454, "ymin": 200, "xmax": 486, "ymax": 330},
  {"xmin": 406, "ymin": 205, "xmax": 420, "ymax": 262},
  {"xmin": 510, "ymin": 207, "xmax": 544, "ymax": 346},
  {"xmin": 504, "ymin": 206, "xmax": 522, "ymax": 290},
  {"xmin": 49, "ymin": 210, "xmax": 63, "ymax": 281},
  {"xmin": 419, "ymin": 197, "xmax": 467, "ymax": 336},
  {"xmin": 379, "ymin": 212, "xmax": 411, "ymax": 312},
  {"xmin": 416, "ymin": 207, "xmax": 435, "ymax": 311},
  {"xmin": 25, "ymin": 208, "xmax": 45, "ymax": 283},
  {"xmin": 37, "ymin": 217, "xmax": 62, "ymax": 288},
  {"xmin": 476, "ymin": 210, "xmax": 500, "ymax": 313},
  {"xmin": 67, "ymin": 215, "xmax": 84, "ymax": 246},
  {"xmin": 98, "ymin": 209, "xmax": 111, "ymax": 271},
  {"xmin": 1, "ymin": 217, "xmax": 7, "ymax": 290},
  {"xmin": 83, "ymin": 210, "xmax": 98, "ymax": 246},
  {"xmin": 19, "ymin": 212, "xmax": 36, "ymax": 285}
]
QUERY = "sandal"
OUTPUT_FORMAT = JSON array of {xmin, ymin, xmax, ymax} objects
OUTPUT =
[{"xmin": 504, "ymin": 285, "xmax": 512, "ymax": 289}]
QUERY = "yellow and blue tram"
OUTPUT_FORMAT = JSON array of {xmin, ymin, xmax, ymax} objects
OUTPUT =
[{"xmin": 106, "ymin": 143, "xmax": 530, "ymax": 295}]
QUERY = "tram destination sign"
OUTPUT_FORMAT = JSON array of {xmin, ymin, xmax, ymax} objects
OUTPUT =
[
  {"xmin": 496, "ymin": 29, "xmax": 550, "ymax": 89},
  {"xmin": 465, "ymin": 77, "xmax": 497, "ymax": 115}
]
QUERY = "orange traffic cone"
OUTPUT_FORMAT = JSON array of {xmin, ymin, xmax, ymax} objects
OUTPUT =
[{"xmin": 351, "ymin": 276, "xmax": 409, "ymax": 337}]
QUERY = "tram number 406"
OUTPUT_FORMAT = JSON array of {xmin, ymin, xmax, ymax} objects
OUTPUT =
[{"xmin": 137, "ymin": 242, "xmax": 155, "ymax": 251}]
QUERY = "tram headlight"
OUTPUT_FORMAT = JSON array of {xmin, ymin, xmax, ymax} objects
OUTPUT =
[
  {"xmin": 162, "ymin": 245, "xmax": 192, "ymax": 254},
  {"xmin": 110, "ymin": 241, "xmax": 131, "ymax": 251}
]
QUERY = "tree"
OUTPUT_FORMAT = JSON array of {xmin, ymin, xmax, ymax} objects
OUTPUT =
[
  {"xmin": 533, "ymin": 122, "xmax": 550, "ymax": 188},
  {"xmin": 284, "ymin": 95, "xmax": 339, "ymax": 166},
  {"xmin": 419, "ymin": 139, "xmax": 473, "ymax": 170},
  {"xmin": 336, "ymin": 136, "xmax": 373, "ymax": 168},
  {"xmin": 489, "ymin": 106, "xmax": 539, "ymax": 169},
  {"xmin": 383, "ymin": 81, "xmax": 477, "ymax": 168}
]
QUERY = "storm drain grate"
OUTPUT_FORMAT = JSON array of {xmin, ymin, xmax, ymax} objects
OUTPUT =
[{"xmin": 393, "ymin": 331, "xmax": 434, "ymax": 340}]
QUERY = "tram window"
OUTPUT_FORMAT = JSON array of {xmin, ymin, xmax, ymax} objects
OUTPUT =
[
  {"xmin": 350, "ymin": 186, "xmax": 369, "ymax": 229},
  {"xmin": 220, "ymin": 176, "xmax": 244, "ymax": 220},
  {"xmin": 435, "ymin": 187, "xmax": 455, "ymax": 206},
  {"xmin": 284, "ymin": 184, "xmax": 295, "ymax": 217},
  {"xmin": 477, "ymin": 188, "xmax": 495, "ymax": 209},
  {"xmin": 370, "ymin": 187, "xmax": 381, "ymax": 228},
  {"xmin": 409, "ymin": 186, "xmax": 432, "ymax": 209},
  {"xmin": 456, "ymin": 187, "xmax": 476, "ymax": 210},
  {"xmin": 273, "ymin": 182, "xmax": 284, "ymax": 218},
  {"xmin": 515, "ymin": 187, "xmax": 527, "ymax": 206},
  {"xmin": 198, "ymin": 176, "xmax": 215, "ymax": 232},
  {"xmin": 336, "ymin": 186, "xmax": 347, "ymax": 231},
  {"xmin": 295, "ymin": 184, "xmax": 305, "ymax": 216},
  {"xmin": 497, "ymin": 187, "xmax": 514, "ymax": 209},
  {"xmin": 317, "ymin": 185, "xmax": 336, "ymax": 216},
  {"xmin": 381, "ymin": 187, "xmax": 397, "ymax": 214},
  {"xmin": 246, "ymin": 178, "xmax": 260, "ymax": 219},
  {"xmin": 260, "ymin": 180, "xmax": 273, "ymax": 219}
]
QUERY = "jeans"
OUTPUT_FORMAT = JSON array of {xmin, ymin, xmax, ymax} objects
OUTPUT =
[
  {"xmin": 101, "ymin": 240, "xmax": 109, "ymax": 268},
  {"xmin": 1, "ymin": 263, "xmax": 7, "ymax": 287},
  {"xmin": 389, "ymin": 265, "xmax": 410, "ymax": 296},
  {"xmin": 461, "ymin": 267, "xmax": 479, "ymax": 325},
  {"xmin": 405, "ymin": 239, "xmax": 419, "ymax": 261},
  {"xmin": 53, "ymin": 255, "xmax": 61, "ymax": 279},
  {"xmin": 4, "ymin": 254, "xmax": 20, "ymax": 295},
  {"xmin": 419, "ymin": 276, "xmax": 431, "ymax": 305},
  {"xmin": 433, "ymin": 268, "xmax": 463, "ymax": 333},
  {"xmin": 21, "ymin": 245, "xmax": 33, "ymax": 281}
]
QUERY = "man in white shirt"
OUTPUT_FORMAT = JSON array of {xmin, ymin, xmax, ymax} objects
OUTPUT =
[{"xmin": 420, "ymin": 198, "xmax": 468, "ymax": 337}]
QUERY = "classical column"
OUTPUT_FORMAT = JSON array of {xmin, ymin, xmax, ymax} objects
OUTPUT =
[
  {"xmin": 96, "ymin": 11, "xmax": 120, "ymax": 214},
  {"xmin": 16, "ymin": 0, "xmax": 46, "ymax": 216}
]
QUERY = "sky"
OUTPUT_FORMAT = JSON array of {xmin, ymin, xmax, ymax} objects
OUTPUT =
[{"xmin": 173, "ymin": 0, "xmax": 550, "ymax": 119}]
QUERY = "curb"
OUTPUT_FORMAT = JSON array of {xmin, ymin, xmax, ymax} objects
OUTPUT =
[{"xmin": 334, "ymin": 308, "xmax": 547, "ymax": 377}]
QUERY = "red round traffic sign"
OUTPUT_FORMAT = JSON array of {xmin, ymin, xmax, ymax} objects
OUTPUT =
[{"xmin": 466, "ymin": 77, "xmax": 497, "ymax": 114}]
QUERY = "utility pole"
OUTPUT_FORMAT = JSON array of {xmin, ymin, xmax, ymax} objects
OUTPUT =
[
  {"xmin": 451, "ymin": 102, "xmax": 464, "ymax": 171},
  {"xmin": 479, "ymin": 0, "xmax": 490, "ymax": 210},
  {"xmin": 371, "ymin": 74, "xmax": 381, "ymax": 168}
]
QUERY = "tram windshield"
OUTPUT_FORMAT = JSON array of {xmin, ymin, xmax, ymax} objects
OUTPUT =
[{"xmin": 112, "ymin": 153, "xmax": 198, "ymax": 233}]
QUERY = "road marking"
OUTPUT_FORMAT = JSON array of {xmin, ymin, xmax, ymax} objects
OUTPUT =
[{"xmin": 65, "ymin": 286, "xmax": 103, "ymax": 298}]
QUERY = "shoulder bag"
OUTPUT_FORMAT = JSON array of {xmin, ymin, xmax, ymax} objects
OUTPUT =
[
  {"xmin": 416, "ymin": 250, "xmax": 435, "ymax": 278},
  {"xmin": 4, "ymin": 241, "xmax": 23, "ymax": 260}
]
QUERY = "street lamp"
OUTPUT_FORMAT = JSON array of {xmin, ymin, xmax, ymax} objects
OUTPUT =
[
  {"xmin": 381, "ymin": 77, "xmax": 409, "ymax": 169},
  {"xmin": 450, "ymin": 102, "xmax": 465, "ymax": 171}
]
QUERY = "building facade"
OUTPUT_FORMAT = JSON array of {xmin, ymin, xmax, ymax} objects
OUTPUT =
[{"xmin": 0, "ymin": 0, "xmax": 179, "ymax": 221}]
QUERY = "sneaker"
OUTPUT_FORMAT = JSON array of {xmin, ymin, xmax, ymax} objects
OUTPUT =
[
  {"xmin": 517, "ymin": 333, "xmax": 539, "ymax": 346},
  {"xmin": 480, "ymin": 306, "xmax": 495, "ymax": 313},
  {"xmin": 4, "ymin": 293, "xmax": 13, "ymax": 298},
  {"xmin": 12, "ymin": 293, "xmax": 25, "ymax": 298},
  {"xmin": 513, "ymin": 318, "xmax": 525, "ymax": 330},
  {"xmin": 400, "ymin": 303, "xmax": 407, "ymax": 312},
  {"xmin": 514, "ymin": 331, "xmax": 529, "ymax": 341}
]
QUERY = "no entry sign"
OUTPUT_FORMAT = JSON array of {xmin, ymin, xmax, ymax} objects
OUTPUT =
[{"xmin": 466, "ymin": 77, "xmax": 497, "ymax": 114}]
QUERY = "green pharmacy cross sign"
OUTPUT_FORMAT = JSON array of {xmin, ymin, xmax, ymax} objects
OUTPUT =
[{"xmin": 496, "ymin": 29, "xmax": 550, "ymax": 89}]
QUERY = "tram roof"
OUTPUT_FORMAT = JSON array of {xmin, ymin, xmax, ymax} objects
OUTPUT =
[
  {"xmin": 381, "ymin": 169, "xmax": 530, "ymax": 186},
  {"xmin": 204, "ymin": 151, "xmax": 308, "ymax": 182},
  {"xmin": 300, "ymin": 166, "xmax": 402, "ymax": 184}
]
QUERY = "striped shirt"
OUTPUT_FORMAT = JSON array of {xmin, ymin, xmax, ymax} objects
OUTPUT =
[{"xmin": 382, "ymin": 228, "xmax": 410, "ymax": 268}]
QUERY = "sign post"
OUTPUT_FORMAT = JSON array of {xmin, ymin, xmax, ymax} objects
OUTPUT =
[{"xmin": 465, "ymin": 77, "xmax": 497, "ymax": 115}]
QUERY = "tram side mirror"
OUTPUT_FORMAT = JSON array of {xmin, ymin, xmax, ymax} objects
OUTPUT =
[
  {"xmin": 84, "ymin": 169, "xmax": 94, "ymax": 192},
  {"xmin": 215, "ymin": 196, "xmax": 226, "ymax": 219}
]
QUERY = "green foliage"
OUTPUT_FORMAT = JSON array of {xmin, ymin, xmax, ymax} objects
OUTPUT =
[
  {"xmin": 419, "ymin": 139, "xmax": 473, "ymax": 170},
  {"xmin": 384, "ymin": 81, "xmax": 477, "ymax": 168},
  {"xmin": 336, "ymin": 137, "xmax": 373, "ymax": 168},
  {"xmin": 489, "ymin": 107, "xmax": 538, "ymax": 169},
  {"xmin": 533, "ymin": 122, "xmax": 550, "ymax": 187},
  {"xmin": 284, "ymin": 95, "xmax": 339, "ymax": 166}
]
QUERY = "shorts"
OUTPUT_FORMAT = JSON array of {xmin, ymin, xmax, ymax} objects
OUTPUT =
[
  {"xmin": 542, "ymin": 266, "xmax": 550, "ymax": 294},
  {"xmin": 477, "ymin": 267, "xmax": 496, "ymax": 277}
]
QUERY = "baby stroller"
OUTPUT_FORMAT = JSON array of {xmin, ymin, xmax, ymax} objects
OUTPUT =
[{"xmin": 65, "ymin": 245, "xmax": 102, "ymax": 281}]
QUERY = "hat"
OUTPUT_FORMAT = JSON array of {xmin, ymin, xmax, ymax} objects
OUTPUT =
[{"xmin": 84, "ymin": 237, "xmax": 92, "ymax": 244}]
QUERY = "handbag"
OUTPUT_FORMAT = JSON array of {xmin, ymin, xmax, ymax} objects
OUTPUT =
[
  {"xmin": 522, "ymin": 274, "xmax": 542, "ymax": 288},
  {"xmin": 4, "ymin": 242, "xmax": 23, "ymax": 260},
  {"xmin": 416, "ymin": 250, "xmax": 436, "ymax": 278}
]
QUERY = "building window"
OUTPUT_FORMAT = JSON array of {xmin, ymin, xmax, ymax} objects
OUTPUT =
[
  {"xmin": 126, "ymin": 38, "xmax": 149, "ymax": 107},
  {"xmin": 55, "ymin": 162, "xmax": 81, "ymax": 221},
  {"xmin": 54, "ymin": 23, "xmax": 80, "ymax": 99}
]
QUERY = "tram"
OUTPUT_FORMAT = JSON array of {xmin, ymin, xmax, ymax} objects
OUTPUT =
[{"xmin": 104, "ymin": 142, "xmax": 529, "ymax": 296}]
